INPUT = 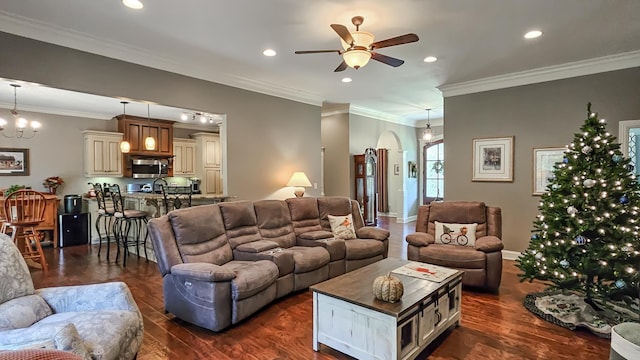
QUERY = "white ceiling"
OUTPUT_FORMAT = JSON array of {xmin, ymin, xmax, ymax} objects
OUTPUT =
[{"xmin": 0, "ymin": 0, "xmax": 639, "ymax": 126}]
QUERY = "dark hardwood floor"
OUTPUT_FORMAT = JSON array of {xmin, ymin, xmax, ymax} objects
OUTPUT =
[{"xmin": 30, "ymin": 217, "xmax": 610, "ymax": 360}]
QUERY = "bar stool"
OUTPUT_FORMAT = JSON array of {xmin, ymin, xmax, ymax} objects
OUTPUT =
[
  {"xmin": 90, "ymin": 183, "xmax": 115, "ymax": 259},
  {"xmin": 161, "ymin": 185, "xmax": 193, "ymax": 214},
  {"xmin": 2, "ymin": 189, "xmax": 48, "ymax": 271},
  {"xmin": 109, "ymin": 184, "xmax": 150, "ymax": 267}
]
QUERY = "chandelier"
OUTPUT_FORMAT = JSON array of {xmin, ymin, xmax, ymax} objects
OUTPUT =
[
  {"xmin": 180, "ymin": 111, "xmax": 220, "ymax": 124},
  {"xmin": 422, "ymin": 108, "xmax": 433, "ymax": 142},
  {"xmin": 0, "ymin": 84, "xmax": 41, "ymax": 139}
]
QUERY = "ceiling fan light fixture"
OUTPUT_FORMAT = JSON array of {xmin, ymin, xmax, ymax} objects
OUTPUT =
[
  {"xmin": 340, "ymin": 31, "xmax": 374, "ymax": 50},
  {"xmin": 343, "ymin": 49, "xmax": 371, "ymax": 69}
]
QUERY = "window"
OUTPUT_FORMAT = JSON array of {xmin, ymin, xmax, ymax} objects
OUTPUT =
[{"xmin": 423, "ymin": 140, "xmax": 444, "ymax": 204}]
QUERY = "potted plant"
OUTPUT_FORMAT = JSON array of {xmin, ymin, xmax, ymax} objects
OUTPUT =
[{"xmin": 43, "ymin": 176, "xmax": 64, "ymax": 194}]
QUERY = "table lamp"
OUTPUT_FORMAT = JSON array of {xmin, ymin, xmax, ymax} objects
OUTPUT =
[{"xmin": 287, "ymin": 172, "xmax": 312, "ymax": 197}]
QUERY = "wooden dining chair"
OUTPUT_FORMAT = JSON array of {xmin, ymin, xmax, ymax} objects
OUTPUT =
[{"xmin": 2, "ymin": 189, "xmax": 48, "ymax": 271}]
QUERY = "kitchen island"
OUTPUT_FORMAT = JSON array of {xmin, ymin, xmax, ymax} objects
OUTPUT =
[
  {"xmin": 84, "ymin": 193, "xmax": 234, "ymax": 244},
  {"xmin": 123, "ymin": 192, "xmax": 234, "ymax": 218}
]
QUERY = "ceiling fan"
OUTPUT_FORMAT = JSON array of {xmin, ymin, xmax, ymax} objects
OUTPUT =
[{"xmin": 295, "ymin": 16, "xmax": 419, "ymax": 72}]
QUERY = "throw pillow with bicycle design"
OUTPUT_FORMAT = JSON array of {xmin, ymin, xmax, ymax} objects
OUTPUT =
[{"xmin": 434, "ymin": 221, "xmax": 478, "ymax": 247}]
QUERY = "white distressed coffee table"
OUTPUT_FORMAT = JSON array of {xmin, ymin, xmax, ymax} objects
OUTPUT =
[{"xmin": 310, "ymin": 258, "xmax": 463, "ymax": 360}]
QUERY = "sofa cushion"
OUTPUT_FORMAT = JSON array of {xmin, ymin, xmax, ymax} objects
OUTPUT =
[
  {"xmin": 288, "ymin": 247, "xmax": 330, "ymax": 273},
  {"xmin": 286, "ymin": 198, "xmax": 323, "ymax": 235},
  {"xmin": 298, "ymin": 231, "xmax": 333, "ymax": 240},
  {"xmin": 328, "ymin": 214, "xmax": 356, "ymax": 239},
  {"xmin": 318, "ymin": 197, "xmax": 352, "ymax": 231},
  {"xmin": 0, "ymin": 234, "xmax": 35, "ymax": 304},
  {"xmin": 222, "ymin": 261, "xmax": 279, "ymax": 301},
  {"xmin": 254, "ymin": 200, "xmax": 297, "ymax": 248},
  {"xmin": 356, "ymin": 227, "xmax": 390, "ymax": 241},
  {"xmin": 168, "ymin": 205, "xmax": 233, "ymax": 265},
  {"xmin": 219, "ymin": 201, "xmax": 262, "ymax": 249},
  {"xmin": 345, "ymin": 239, "xmax": 384, "ymax": 260},
  {"xmin": 420, "ymin": 244, "xmax": 486, "ymax": 269},
  {"xmin": 428, "ymin": 201, "xmax": 487, "ymax": 237},
  {"xmin": 0, "ymin": 295, "xmax": 52, "ymax": 331},
  {"xmin": 434, "ymin": 222, "xmax": 477, "ymax": 247}
]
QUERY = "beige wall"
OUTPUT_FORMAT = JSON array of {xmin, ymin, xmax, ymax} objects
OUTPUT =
[
  {"xmin": 0, "ymin": 32, "xmax": 321, "ymax": 201},
  {"xmin": 349, "ymin": 113, "xmax": 420, "ymax": 219},
  {"xmin": 444, "ymin": 67, "xmax": 640, "ymax": 253},
  {"xmin": 321, "ymin": 111, "xmax": 350, "ymax": 197}
]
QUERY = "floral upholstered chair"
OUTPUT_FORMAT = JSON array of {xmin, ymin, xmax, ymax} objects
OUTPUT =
[{"xmin": 0, "ymin": 234, "xmax": 143, "ymax": 359}]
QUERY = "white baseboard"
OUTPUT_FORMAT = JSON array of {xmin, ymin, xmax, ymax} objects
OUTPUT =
[
  {"xmin": 502, "ymin": 250, "xmax": 521, "ymax": 261},
  {"xmin": 396, "ymin": 215, "xmax": 417, "ymax": 224}
]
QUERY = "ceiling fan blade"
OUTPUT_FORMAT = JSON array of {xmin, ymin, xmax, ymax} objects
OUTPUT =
[
  {"xmin": 334, "ymin": 61, "xmax": 348, "ymax": 72},
  {"xmin": 371, "ymin": 52, "xmax": 405, "ymax": 67},
  {"xmin": 295, "ymin": 50, "xmax": 341, "ymax": 54},
  {"xmin": 330, "ymin": 24, "xmax": 354, "ymax": 45},
  {"xmin": 370, "ymin": 33, "xmax": 419, "ymax": 49}
]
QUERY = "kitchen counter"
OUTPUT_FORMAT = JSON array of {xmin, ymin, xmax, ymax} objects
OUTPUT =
[{"xmin": 84, "ymin": 193, "xmax": 235, "ymax": 218}]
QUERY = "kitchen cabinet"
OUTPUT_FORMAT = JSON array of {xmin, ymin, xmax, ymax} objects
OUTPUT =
[
  {"xmin": 82, "ymin": 131, "xmax": 123, "ymax": 177},
  {"xmin": 192, "ymin": 132, "xmax": 222, "ymax": 194},
  {"xmin": 116, "ymin": 115, "xmax": 174, "ymax": 156},
  {"xmin": 172, "ymin": 138, "xmax": 197, "ymax": 176}
]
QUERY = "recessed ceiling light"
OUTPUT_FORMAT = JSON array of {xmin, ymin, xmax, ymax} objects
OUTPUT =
[
  {"xmin": 341, "ymin": 77, "xmax": 352, "ymax": 83},
  {"xmin": 524, "ymin": 30, "xmax": 543, "ymax": 39},
  {"xmin": 263, "ymin": 49, "xmax": 277, "ymax": 57},
  {"xmin": 122, "ymin": 0, "xmax": 143, "ymax": 9},
  {"xmin": 423, "ymin": 56, "xmax": 438, "ymax": 63}
]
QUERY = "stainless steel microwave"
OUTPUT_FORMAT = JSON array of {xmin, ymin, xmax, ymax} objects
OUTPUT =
[{"xmin": 131, "ymin": 158, "xmax": 169, "ymax": 178}]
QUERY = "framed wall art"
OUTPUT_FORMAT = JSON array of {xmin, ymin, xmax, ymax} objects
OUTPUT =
[
  {"xmin": 532, "ymin": 147, "xmax": 566, "ymax": 195},
  {"xmin": 0, "ymin": 148, "xmax": 30, "ymax": 176},
  {"xmin": 472, "ymin": 136, "xmax": 514, "ymax": 182}
]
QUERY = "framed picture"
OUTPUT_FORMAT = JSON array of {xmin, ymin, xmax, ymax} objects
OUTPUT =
[
  {"xmin": 472, "ymin": 136, "xmax": 514, "ymax": 182},
  {"xmin": 0, "ymin": 148, "xmax": 30, "ymax": 176},
  {"xmin": 394, "ymin": 164, "xmax": 400, "ymax": 175},
  {"xmin": 533, "ymin": 147, "xmax": 566, "ymax": 195}
]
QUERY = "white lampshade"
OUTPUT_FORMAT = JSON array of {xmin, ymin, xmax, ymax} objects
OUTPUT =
[
  {"xmin": 340, "ymin": 31, "xmax": 374, "ymax": 50},
  {"xmin": 343, "ymin": 49, "xmax": 372, "ymax": 69},
  {"xmin": 287, "ymin": 172, "xmax": 312, "ymax": 197},
  {"xmin": 120, "ymin": 141, "xmax": 131, "ymax": 153},
  {"xmin": 144, "ymin": 136, "xmax": 156, "ymax": 151}
]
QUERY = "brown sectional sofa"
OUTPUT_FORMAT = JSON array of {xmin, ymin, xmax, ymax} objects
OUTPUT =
[{"xmin": 147, "ymin": 196, "xmax": 389, "ymax": 332}]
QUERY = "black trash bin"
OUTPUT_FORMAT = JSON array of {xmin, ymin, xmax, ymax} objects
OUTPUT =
[{"xmin": 64, "ymin": 195, "xmax": 83, "ymax": 214}]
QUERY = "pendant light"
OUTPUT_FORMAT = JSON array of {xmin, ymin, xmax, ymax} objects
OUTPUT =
[
  {"xmin": 0, "ymin": 84, "xmax": 42, "ymax": 139},
  {"xmin": 144, "ymin": 104, "xmax": 156, "ymax": 151},
  {"xmin": 422, "ymin": 108, "xmax": 433, "ymax": 142},
  {"xmin": 119, "ymin": 101, "xmax": 131, "ymax": 153}
]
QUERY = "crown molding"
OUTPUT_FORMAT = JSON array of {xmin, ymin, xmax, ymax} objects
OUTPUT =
[
  {"xmin": 350, "ymin": 105, "xmax": 412, "ymax": 126},
  {"xmin": 0, "ymin": 11, "xmax": 323, "ymax": 107},
  {"xmin": 0, "ymin": 101, "xmax": 109, "ymax": 120},
  {"xmin": 439, "ymin": 50, "xmax": 640, "ymax": 97}
]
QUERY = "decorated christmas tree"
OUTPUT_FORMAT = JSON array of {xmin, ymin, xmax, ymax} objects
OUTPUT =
[{"xmin": 517, "ymin": 104, "xmax": 640, "ymax": 318}]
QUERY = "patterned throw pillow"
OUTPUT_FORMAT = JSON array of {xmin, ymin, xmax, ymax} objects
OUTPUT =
[
  {"xmin": 434, "ymin": 222, "xmax": 477, "ymax": 247},
  {"xmin": 328, "ymin": 214, "xmax": 356, "ymax": 239}
]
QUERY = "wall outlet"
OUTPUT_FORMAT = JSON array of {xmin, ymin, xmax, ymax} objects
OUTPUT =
[{"xmin": 313, "ymin": 182, "xmax": 318, "ymax": 189}]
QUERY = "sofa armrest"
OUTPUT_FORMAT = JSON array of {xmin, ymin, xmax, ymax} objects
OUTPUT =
[
  {"xmin": 298, "ymin": 230, "xmax": 334, "ymax": 240},
  {"xmin": 36, "ymin": 281, "xmax": 140, "ymax": 314},
  {"xmin": 475, "ymin": 236, "xmax": 504, "ymax": 252},
  {"xmin": 171, "ymin": 263, "xmax": 236, "ymax": 282},
  {"xmin": 356, "ymin": 227, "xmax": 389, "ymax": 240},
  {"xmin": 235, "ymin": 240, "xmax": 280, "ymax": 253},
  {"xmin": 405, "ymin": 232, "xmax": 435, "ymax": 247}
]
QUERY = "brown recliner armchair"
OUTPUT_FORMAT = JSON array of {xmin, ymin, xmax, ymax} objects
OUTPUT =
[{"xmin": 405, "ymin": 201, "xmax": 503, "ymax": 290}]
